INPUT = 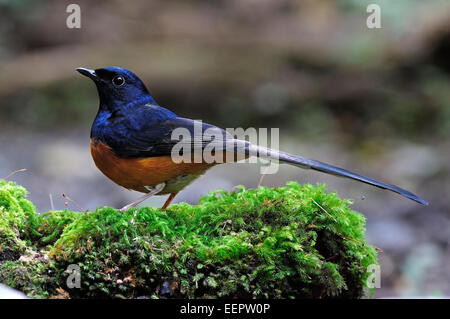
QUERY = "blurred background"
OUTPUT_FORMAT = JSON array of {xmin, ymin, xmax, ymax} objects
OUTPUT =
[{"xmin": 0, "ymin": 0, "xmax": 449, "ymax": 298}]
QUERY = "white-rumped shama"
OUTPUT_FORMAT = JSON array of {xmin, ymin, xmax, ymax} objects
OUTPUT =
[{"xmin": 77, "ymin": 66, "xmax": 428, "ymax": 211}]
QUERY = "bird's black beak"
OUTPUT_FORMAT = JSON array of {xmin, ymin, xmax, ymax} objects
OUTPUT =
[{"xmin": 76, "ymin": 67, "xmax": 98, "ymax": 81}]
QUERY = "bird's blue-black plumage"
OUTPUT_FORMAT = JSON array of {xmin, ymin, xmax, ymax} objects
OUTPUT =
[{"xmin": 79, "ymin": 66, "xmax": 429, "ymax": 206}]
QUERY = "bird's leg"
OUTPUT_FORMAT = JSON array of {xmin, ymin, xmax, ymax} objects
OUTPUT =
[
  {"xmin": 161, "ymin": 192, "xmax": 178, "ymax": 210},
  {"xmin": 119, "ymin": 183, "xmax": 165, "ymax": 212}
]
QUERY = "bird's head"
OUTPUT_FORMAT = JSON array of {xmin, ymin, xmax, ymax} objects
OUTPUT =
[{"xmin": 76, "ymin": 66, "xmax": 155, "ymax": 108}]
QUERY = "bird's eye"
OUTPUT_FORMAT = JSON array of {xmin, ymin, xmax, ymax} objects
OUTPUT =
[{"xmin": 112, "ymin": 75, "xmax": 125, "ymax": 87}]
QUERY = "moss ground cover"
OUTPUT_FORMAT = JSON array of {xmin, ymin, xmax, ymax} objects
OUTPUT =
[{"xmin": 0, "ymin": 179, "xmax": 377, "ymax": 298}]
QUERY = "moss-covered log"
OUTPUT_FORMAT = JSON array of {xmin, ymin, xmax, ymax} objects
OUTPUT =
[{"xmin": 0, "ymin": 179, "xmax": 377, "ymax": 299}]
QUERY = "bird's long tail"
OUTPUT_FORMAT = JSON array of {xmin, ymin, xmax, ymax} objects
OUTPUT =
[{"xmin": 238, "ymin": 141, "xmax": 428, "ymax": 205}]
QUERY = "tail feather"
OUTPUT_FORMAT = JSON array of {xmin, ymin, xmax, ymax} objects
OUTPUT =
[{"xmin": 243, "ymin": 142, "xmax": 428, "ymax": 205}]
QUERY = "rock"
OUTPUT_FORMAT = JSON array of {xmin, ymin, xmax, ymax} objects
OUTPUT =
[{"xmin": 0, "ymin": 284, "xmax": 27, "ymax": 299}]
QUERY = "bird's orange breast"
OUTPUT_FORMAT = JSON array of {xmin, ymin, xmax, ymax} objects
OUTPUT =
[{"xmin": 90, "ymin": 140, "xmax": 214, "ymax": 194}]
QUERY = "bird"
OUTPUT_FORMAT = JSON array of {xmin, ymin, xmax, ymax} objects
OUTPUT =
[{"xmin": 77, "ymin": 66, "xmax": 428, "ymax": 211}]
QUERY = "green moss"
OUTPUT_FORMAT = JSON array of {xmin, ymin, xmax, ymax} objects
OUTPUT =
[
  {"xmin": 0, "ymin": 180, "xmax": 36, "ymax": 261},
  {"xmin": 0, "ymin": 179, "xmax": 377, "ymax": 299},
  {"xmin": 25, "ymin": 210, "xmax": 81, "ymax": 247}
]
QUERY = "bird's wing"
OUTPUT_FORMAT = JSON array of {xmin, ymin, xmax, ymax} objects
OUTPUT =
[
  {"xmin": 105, "ymin": 117, "xmax": 234, "ymax": 158},
  {"xmin": 105, "ymin": 116, "xmax": 428, "ymax": 205}
]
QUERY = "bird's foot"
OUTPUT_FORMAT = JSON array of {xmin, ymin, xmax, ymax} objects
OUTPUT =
[
  {"xmin": 118, "ymin": 183, "xmax": 165, "ymax": 212},
  {"xmin": 161, "ymin": 192, "xmax": 178, "ymax": 210},
  {"xmin": 118, "ymin": 203, "xmax": 134, "ymax": 213}
]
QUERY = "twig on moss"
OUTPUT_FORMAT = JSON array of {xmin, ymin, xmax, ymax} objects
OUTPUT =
[
  {"xmin": 311, "ymin": 198, "xmax": 336, "ymax": 222},
  {"xmin": 49, "ymin": 194, "xmax": 55, "ymax": 211},
  {"xmin": 3, "ymin": 168, "xmax": 27, "ymax": 180},
  {"xmin": 324, "ymin": 254, "xmax": 338, "ymax": 262},
  {"xmin": 257, "ymin": 166, "xmax": 269, "ymax": 187},
  {"xmin": 375, "ymin": 246, "xmax": 384, "ymax": 253},
  {"xmin": 62, "ymin": 193, "xmax": 87, "ymax": 212}
]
